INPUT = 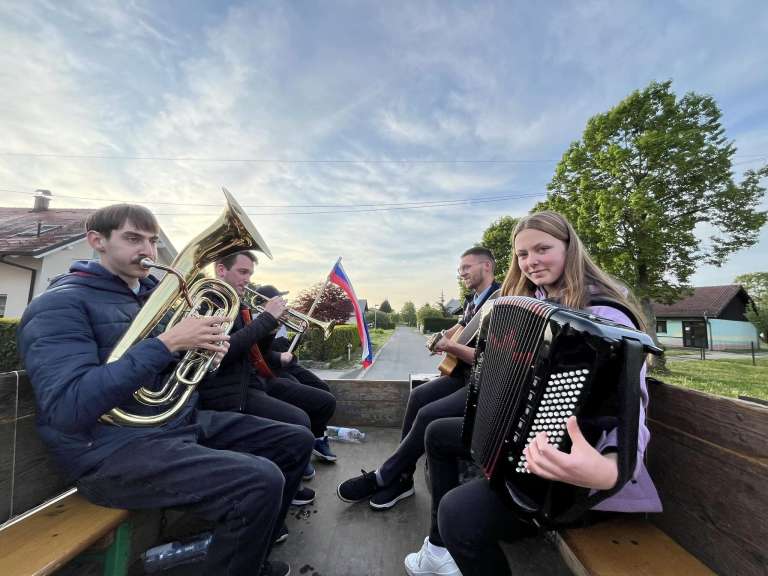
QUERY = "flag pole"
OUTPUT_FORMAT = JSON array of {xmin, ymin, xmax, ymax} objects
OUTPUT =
[{"xmin": 287, "ymin": 257, "xmax": 341, "ymax": 354}]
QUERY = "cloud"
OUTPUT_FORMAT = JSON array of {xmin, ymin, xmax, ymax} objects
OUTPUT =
[{"xmin": 1, "ymin": 1, "xmax": 766, "ymax": 308}]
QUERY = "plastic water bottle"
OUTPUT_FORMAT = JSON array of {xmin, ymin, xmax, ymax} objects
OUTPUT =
[
  {"xmin": 142, "ymin": 532, "xmax": 213, "ymax": 573},
  {"xmin": 326, "ymin": 425, "xmax": 366, "ymax": 443}
]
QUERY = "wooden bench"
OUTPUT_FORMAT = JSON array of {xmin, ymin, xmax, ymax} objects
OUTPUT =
[
  {"xmin": 554, "ymin": 377, "xmax": 768, "ymax": 576},
  {"xmin": 0, "ymin": 371, "xmax": 133, "ymax": 576}
]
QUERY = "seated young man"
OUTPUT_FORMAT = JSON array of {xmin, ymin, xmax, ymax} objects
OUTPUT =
[
  {"xmin": 256, "ymin": 284, "xmax": 338, "ymax": 461},
  {"xmin": 337, "ymin": 247, "xmax": 499, "ymax": 510},
  {"xmin": 198, "ymin": 253, "xmax": 337, "ymax": 488},
  {"xmin": 17, "ymin": 204, "xmax": 312, "ymax": 576}
]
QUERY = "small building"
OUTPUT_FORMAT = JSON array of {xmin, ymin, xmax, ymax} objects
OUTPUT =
[
  {"xmin": 444, "ymin": 297, "xmax": 463, "ymax": 316},
  {"xmin": 0, "ymin": 192, "xmax": 176, "ymax": 319},
  {"xmin": 652, "ymin": 285, "xmax": 760, "ymax": 351}
]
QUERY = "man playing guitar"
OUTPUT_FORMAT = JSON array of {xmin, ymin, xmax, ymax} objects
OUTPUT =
[{"xmin": 336, "ymin": 247, "xmax": 499, "ymax": 511}]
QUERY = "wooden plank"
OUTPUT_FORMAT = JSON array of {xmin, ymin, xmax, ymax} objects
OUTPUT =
[
  {"xmin": 647, "ymin": 378, "xmax": 768, "ymax": 458},
  {"xmin": 328, "ymin": 379, "xmax": 409, "ymax": 427},
  {"xmin": 0, "ymin": 371, "xmax": 19, "ymax": 523},
  {"xmin": 561, "ymin": 517, "xmax": 715, "ymax": 576},
  {"xmin": 0, "ymin": 371, "xmax": 68, "ymax": 524},
  {"xmin": 647, "ymin": 420, "xmax": 768, "ymax": 576},
  {"xmin": 0, "ymin": 492, "xmax": 129, "ymax": 576}
]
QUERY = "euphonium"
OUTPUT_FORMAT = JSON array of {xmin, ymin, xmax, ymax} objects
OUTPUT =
[
  {"xmin": 100, "ymin": 188, "xmax": 272, "ymax": 427},
  {"xmin": 243, "ymin": 284, "xmax": 336, "ymax": 340}
]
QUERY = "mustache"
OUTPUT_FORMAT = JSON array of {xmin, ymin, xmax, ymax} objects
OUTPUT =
[{"xmin": 131, "ymin": 255, "xmax": 152, "ymax": 267}]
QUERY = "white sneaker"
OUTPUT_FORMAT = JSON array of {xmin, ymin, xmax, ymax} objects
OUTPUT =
[{"xmin": 404, "ymin": 537, "xmax": 462, "ymax": 576}]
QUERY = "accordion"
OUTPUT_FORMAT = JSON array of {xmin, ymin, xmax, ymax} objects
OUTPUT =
[{"xmin": 462, "ymin": 296, "xmax": 661, "ymax": 526}]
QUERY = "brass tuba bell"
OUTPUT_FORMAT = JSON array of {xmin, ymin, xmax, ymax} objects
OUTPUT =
[{"xmin": 100, "ymin": 188, "xmax": 271, "ymax": 426}]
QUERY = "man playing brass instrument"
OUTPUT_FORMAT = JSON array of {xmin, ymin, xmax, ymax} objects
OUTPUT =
[
  {"xmin": 198, "ymin": 252, "xmax": 338, "ymax": 489},
  {"xmin": 18, "ymin": 204, "xmax": 309, "ymax": 576}
]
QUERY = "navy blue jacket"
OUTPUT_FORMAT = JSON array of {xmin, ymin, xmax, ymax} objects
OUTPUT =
[
  {"xmin": 17, "ymin": 260, "xmax": 195, "ymax": 482},
  {"xmin": 197, "ymin": 304, "xmax": 279, "ymax": 411}
]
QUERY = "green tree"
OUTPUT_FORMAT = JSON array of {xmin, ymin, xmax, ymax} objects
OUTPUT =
[
  {"xmin": 400, "ymin": 301, "xmax": 417, "ymax": 327},
  {"xmin": 379, "ymin": 299, "xmax": 393, "ymax": 313},
  {"xmin": 481, "ymin": 216, "xmax": 519, "ymax": 281},
  {"xmin": 435, "ymin": 290, "xmax": 449, "ymax": 317},
  {"xmin": 537, "ymin": 80, "xmax": 768, "ymax": 364},
  {"xmin": 735, "ymin": 272, "xmax": 768, "ymax": 343},
  {"xmin": 735, "ymin": 272, "xmax": 768, "ymax": 303},
  {"xmin": 417, "ymin": 303, "xmax": 443, "ymax": 326}
]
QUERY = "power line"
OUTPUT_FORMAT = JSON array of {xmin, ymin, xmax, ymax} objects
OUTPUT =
[
  {"xmin": 151, "ymin": 194, "xmax": 541, "ymax": 216},
  {"xmin": 0, "ymin": 187, "xmax": 534, "ymax": 208},
  {"xmin": 0, "ymin": 151, "xmax": 554, "ymax": 164}
]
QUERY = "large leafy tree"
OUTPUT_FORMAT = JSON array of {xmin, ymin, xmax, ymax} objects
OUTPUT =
[
  {"xmin": 735, "ymin": 272, "xmax": 768, "ymax": 342},
  {"xmin": 735, "ymin": 272, "xmax": 768, "ymax": 303},
  {"xmin": 537, "ymin": 80, "xmax": 767, "ymax": 349},
  {"xmin": 379, "ymin": 299, "xmax": 393, "ymax": 314},
  {"xmin": 481, "ymin": 216, "xmax": 519, "ymax": 282}
]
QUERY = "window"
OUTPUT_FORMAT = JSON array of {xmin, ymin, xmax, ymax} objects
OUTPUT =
[
  {"xmin": 656, "ymin": 320, "xmax": 667, "ymax": 333},
  {"xmin": 0, "ymin": 294, "xmax": 6, "ymax": 318}
]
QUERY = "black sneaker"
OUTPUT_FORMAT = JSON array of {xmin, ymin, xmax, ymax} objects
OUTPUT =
[
  {"xmin": 259, "ymin": 559, "xmax": 290, "ymax": 576},
  {"xmin": 369, "ymin": 475, "xmax": 415, "ymax": 510},
  {"xmin": 274, "ymin": 523, "xmax": 289, "ymax": 544},
  {"xmin": 313, "ymin": 436, "xmax": 338, "ymax": 462},
  {"xmin": 291, "ymin": 486, "xmax": 315, "ymax": 506},
  {"xmin": 337, "ymin": 469, "xmax": 380, "ymax": 503}
]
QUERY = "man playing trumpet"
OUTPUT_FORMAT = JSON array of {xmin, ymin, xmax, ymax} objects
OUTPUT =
[{"xmin": 198, "ymin": 251, "xmax": 338, "ymax": 493}]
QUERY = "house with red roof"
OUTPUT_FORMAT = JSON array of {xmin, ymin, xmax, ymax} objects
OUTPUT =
[
  {"xmin": 652, "ymin": 285, "xmax": 760, "ymax": 350},
  {"xmin": 0, "ymin": 191, "xmax": 175, "ymax": 319}
]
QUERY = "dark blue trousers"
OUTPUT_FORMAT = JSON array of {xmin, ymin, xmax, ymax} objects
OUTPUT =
[
  {"xmin": 378, "ymin": 373, "xmax": 467, "ymax": 485},
  {"xmin": 76, "ymin": 409, "xmax": 314, "ymax": 576},
  {"xmin": 426, "ymin": 417, "xmax": 534, "ymax": 575}
]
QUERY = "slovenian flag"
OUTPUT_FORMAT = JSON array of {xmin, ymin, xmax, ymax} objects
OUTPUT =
[{"xmin": 329, "ymin": 259, "xmax": 374, "ymax": 367}]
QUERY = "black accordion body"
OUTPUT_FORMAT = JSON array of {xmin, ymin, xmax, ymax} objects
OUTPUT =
[{"xmin": 462, "ymin": 295, "xmax": 661, "ymax": 527}]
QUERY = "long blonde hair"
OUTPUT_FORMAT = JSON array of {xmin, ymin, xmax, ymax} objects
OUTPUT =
[{"xmin": 500, "ymin": 211, "xmax": 645, "ymax": 330}]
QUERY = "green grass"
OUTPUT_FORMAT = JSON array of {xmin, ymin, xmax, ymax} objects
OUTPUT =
[
  {"xmin": 368, "ymin": 328, "xmax": 395, "ymax": 351},
  {"xmin": 328, "ymin": 328, "xmax": 395, "ymax": 369},
  {"xmin": 662, "ymin": 357, "xmax": 768, "ymax": 400}
]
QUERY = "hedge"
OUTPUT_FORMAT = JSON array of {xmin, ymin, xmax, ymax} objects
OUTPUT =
[
  {"xmin": 0, "ymin": 318, "xmax": 21, "ymax": 372},
  {"xmin": 422, "ymin": 317, "xmax": 457, "ymax": 333},
  {"xmin": 295, "ymin": 324, "xmax": 361, "ymax": 361},
  {"xmin": 364, "ymin": 310, "xmax": 395, "ymax": 330}
]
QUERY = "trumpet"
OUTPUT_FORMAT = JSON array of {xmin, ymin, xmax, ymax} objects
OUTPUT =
[{"xmin": 243, "ymin": 284, "xmax": 336, "ymax": 340}]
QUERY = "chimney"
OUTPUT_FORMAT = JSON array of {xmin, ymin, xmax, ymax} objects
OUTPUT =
[{"xmin": 32, "ymin": 189, "xmax": 52, "ymax": 212}]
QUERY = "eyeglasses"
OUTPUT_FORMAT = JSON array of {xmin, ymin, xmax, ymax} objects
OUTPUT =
[{"xmin": 457, "ymin": 261, "xmax": 489, "ymax": 275}]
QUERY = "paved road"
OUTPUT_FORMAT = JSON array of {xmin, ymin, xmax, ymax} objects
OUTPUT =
[{"xmin": 360, "ymin": 325, "xmax": 442, "ymax": 380}]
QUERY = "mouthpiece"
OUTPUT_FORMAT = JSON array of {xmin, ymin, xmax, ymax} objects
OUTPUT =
[{"xmin": 139, "ymin": 257, "xmax": 155, "ymax": 269}]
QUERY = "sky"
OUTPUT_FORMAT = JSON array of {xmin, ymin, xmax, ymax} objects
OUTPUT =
[{"xmin": 1, "ymin": 0, "xmax": 767, "ymax": 310}]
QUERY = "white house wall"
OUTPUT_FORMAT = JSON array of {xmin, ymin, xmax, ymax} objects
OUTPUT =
[
  {"xmin": 657, "ymin": 317, "xmax": 761, "ymax": 350},
  {"xmin": 36, "ymin": 240, "xmax": 95, "ymax": 295},
  {"xmin": 709, "ymin": 318, "xmax": 761, "ymax": 351},
  {"xmin": 657, "ymin": 319, "xmax": 684, "ymax": 349},
  {"xmin": 0, "ymin": 260, "xmax": 37, "ymax": 318}
]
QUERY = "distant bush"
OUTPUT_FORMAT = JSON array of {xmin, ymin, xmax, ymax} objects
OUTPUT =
[
  {"xmin": 364, "ymin": 310, "xmax": 395, "ymax": 330},
  {"xmin": 422, "ymin": 317, "xmax": 457, "ymax": 333},
  {"xmin": 295, "ymin": 324, "xmax": 360, "ymax": 361},
  {"xmin": 0, "ymin": 318, "xmax": 21, "ymax": 372}
]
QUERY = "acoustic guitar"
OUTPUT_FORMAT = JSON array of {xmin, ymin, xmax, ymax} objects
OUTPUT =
[{"xmin": 427, "ymin": 290, "xmax": 500, "ymax": 376}]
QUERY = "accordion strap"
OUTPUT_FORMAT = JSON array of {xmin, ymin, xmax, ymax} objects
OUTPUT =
[{"xmin": 588, "ymin": 297, "xmax": 640, "ymax": 329}]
